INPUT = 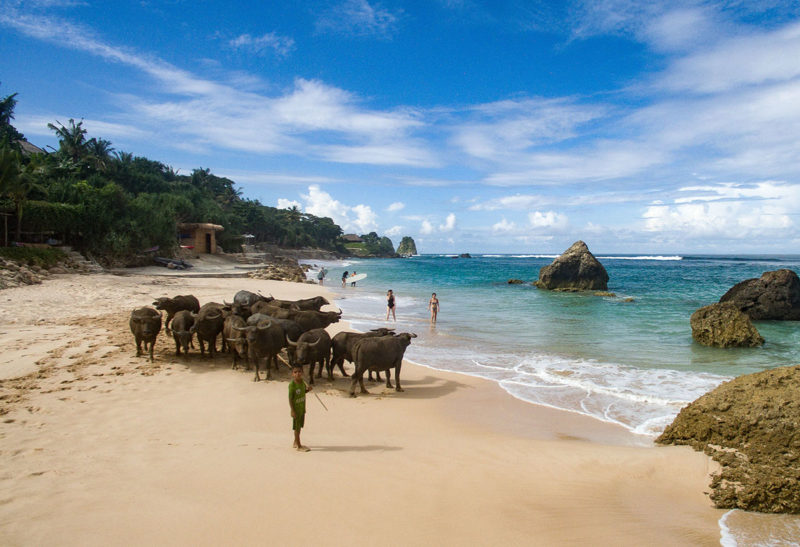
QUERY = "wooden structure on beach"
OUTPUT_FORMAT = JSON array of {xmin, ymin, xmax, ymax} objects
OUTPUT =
[{"xmin": 178, "ymin": 223, "xmax": 224, "ymax": 254}]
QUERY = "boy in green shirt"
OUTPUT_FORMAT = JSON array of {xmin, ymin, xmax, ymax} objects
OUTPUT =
[{"xmin": 289, "ymin": 364, "xmax": 312, "ymax": 451}]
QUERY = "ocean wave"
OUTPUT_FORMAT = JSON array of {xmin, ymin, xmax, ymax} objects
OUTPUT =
[
  {"xmin": 598, "ymin": 255, "xmax": 683, "ymax": 261},
  {"xmin": 512, "ymin": 254, "xmax": 557, "ymax": 258},
  {"xmin": 403, "ymin": 344, "xmax": 729, "ymax": 437}
]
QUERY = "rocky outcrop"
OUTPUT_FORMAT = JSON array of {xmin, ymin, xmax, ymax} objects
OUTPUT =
[
  {"xmin": 0, "ymin": 253, "xmax": 103, "ymax": 290},
  {"xmin": 246, "ymin": 256, "xmax": 309, "ymax": 283},
  {"xmin": 690, "ymin": 302, "xmax": 764, "ymax": 347},
  {"xmin": 534, "ymin": 241, "xmax": 609, "ymax": 291},
  {"xmin": 720, "ymin": 269, "xmax": 800, "ymax": 320},
  {"xmin": 656, "ymin": 365, "xmax": 800, "ymax": 513},
  {"xmin": 397, "ymin": 237, "xmax": 417, "ymax": 256}
]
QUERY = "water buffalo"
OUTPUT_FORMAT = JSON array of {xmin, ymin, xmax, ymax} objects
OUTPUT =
[
  {"xmin": 350, "ymin": 333, "xmax": 417, "ymax": 397},
  {"xmin": 223, "ymin": 314, "xmax": 248, "ymax": 369},
  {"xmin": 234, "ymin": 320, "xmax": 286, "ymax": 381},
  {"xmin": 289, "ymin": 328, "xmax": 332, "ymax": 385},
  {"xmin": 170, "ymin": 310, "xmax": 195, "ymax": 356},
  {"xmin": 130, "ymin": 307, "xmax": 163, "ymax": 362},
  {"xmin": 259, "ymin": 308, "xmax": 341, "ymax": 332},
  {"xmin": 224, "ymin": 290, "xmax": 273, "ymax": 319},
  {"xmin": 191, "ymin": 302, "xmax": 225, "ymax": 357},
  {"xmin": 152, "ymin": 295, "xmax": 200, "ymax": 334},
  {"xmin": 329, "ymin": 328, "xmax": 395, "ymax": 380},
  {"xmin": 247, "ymin": 314, "xmax": 303, "ymax": 364},
  {"xmin": 268, "ymin": 296, "xmax": 330, "ymax": 311}
]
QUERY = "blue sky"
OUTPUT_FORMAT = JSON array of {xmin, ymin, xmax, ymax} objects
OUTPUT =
[{"xmin": 3, "ymin": 0, "xmax": 800, "ymax": 254}]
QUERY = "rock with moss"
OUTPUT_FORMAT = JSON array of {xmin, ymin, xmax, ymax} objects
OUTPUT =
[
  {"xmin": 656, "ymin": 365, "xmax": 800, "ymax": 513},
  {"xmin": 534, "ymin": 241, "xmax": 609, "ymax": 291},
  {"xmin": 690, "ymin": 302, "xmax": 764, "ymax": 347},
  {"xmin": 397, "ymin": 236, "xmax": 417, "ymax": 256},
  {"xmin": 720, "ymin": 269, "xmax": 800, "ymax": 320}
]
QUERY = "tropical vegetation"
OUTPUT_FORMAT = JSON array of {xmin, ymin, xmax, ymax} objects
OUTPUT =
[{"xmin": 0, "ymin": 86, "xmax": 362, "ymax": 263}]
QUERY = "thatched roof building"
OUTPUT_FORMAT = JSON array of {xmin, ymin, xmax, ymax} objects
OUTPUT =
[{"xmin": 178, "ymin": 223, "xmax": 224, "ymax": 254}]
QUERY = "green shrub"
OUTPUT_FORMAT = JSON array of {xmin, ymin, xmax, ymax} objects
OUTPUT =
[{"xmin": 0, "ymin": 246, "xmax": 67, "ymax": 268}]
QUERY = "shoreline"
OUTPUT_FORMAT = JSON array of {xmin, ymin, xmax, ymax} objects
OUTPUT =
[{"xmin": 0, "ymin": 272, "xmax": 722, "ymax": 545}]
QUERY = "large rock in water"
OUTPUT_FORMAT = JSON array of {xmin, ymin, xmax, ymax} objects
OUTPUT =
[
  {"xmin": 690, "ymin": 302, "xmax": 764, "ymax": 347},
  {"xmin": 534, "ymin": 241, "xmax": 608, "ymax": 291},
  {"xmin": 656, "ymin": 365, "xmax": 800, "ymax": 513},
  {"xmin": 719, "ymin": 269, "xmax": 800, "ymax": 320}
]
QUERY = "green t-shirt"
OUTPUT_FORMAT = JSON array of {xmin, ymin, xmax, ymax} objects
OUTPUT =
[{"xmin": 289, "ymin": 379, "xmax": 306, "ymax": 415}]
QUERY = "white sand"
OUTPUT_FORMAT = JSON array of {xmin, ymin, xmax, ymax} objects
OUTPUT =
[{"xmin": 0, "ymin": 272, "xmax": 723, "ymax": 545}]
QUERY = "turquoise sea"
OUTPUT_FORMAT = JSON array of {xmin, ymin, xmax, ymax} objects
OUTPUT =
[{"xmin": 307, "ymin": 253, "xmax": 800, "ymax": 546}]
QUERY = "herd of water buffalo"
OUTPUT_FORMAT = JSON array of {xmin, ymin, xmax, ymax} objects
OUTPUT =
[{"xmin": 128, "ymin": 290, "xmax": 416, "ymax": 397}]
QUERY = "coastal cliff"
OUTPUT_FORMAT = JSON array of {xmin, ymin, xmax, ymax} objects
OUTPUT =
[{"xmin": 397, "ymin": 236, "xmax": 417, "ymax": 256}]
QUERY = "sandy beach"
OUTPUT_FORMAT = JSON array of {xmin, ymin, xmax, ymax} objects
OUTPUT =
[{"xmin": 0, "ymin": 270, "xmax": 723, "ymax": 545}]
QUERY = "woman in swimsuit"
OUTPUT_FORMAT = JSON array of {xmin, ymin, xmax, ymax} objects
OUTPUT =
[
  {"xmin": 386, "ymin": 289, "xmax": 396, "ymax": 321},
  {"xmin": 428, "ymin": 293, "xmax": 439, "ymax": 324}
]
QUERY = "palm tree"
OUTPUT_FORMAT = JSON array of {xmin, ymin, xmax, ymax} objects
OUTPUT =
[
  {"xmin": 47, "ymin": 118, "xmax": 89, "ymax": 164},
  {"xmin": 0, "ymin": 87, "xmax": 25, "ymax": 146},
  {"xmin": 86, "ymin": 137, "xmax": 115, "ymax": 172}
]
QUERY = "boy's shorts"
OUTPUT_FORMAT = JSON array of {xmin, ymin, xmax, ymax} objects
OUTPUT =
[{"xmin": 293, "ymin": 414, "xmax": 305, "ymax": 431}]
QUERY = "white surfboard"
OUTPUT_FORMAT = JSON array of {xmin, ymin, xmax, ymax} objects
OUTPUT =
[{"xmin": 345, "ymin": 273, "xmax": 367, "ymax": 283}]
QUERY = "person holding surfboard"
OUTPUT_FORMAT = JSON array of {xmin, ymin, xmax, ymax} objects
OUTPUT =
[
  {"xmin": 350, "ymin": 271, "xmax": 358, "ymax": 287},
  {"xmin": 386, "ymin": 289, "xmax": 396, "ymax": 321}
]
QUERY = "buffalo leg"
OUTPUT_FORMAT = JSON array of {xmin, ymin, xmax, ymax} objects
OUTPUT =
[
  {"xmin": 394, "ymin": 362, "xmax": 403, "ymax": 392},
  {"xmin": 253, "ymin": 358, "xmax": 261, "ymax": 382},
  {"xmin": 135, "ymin": 337, "xmax": 143, "ymax": 357},
  {"xmin": 148, "ymin": 341, "xmax": 155, "ymax": 363},
  {"xmin": 349, "ymin": 367, "xmax": 369, "ymax": 397},
  {"xmin": 307, "ymin": 362, "xmax": 315, "ymax": 385},
  {"xmin": 385, "ymin": 369, "xmax": 393, "ymax": 389}
]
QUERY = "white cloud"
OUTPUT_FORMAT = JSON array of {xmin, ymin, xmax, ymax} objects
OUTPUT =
[
  {"xmin": 492, "ymin": 218, "xmax": 516, "ymax": 233},
  {"xmin": 387, "ymin": 201, "xmax": 405, "ymax": 212},
  {"xmin": 439, "ymin": 213, "xmax": 456, "ymax": 232},
  {"xmin": 642, "ymin": 181, "xmax": 800, "ymax": 239},
  {"xmin": 529, "ymin": 211, "xmax": 568, "ymax": 230},
  {"xmin": 351, "ymin": 204, "xmax": 379, "ymax": 233},
  {"xmin": 420, "ymin": 220, "xmax": 434, "ymax": 234},
  {"xmin": 280, "ymin": 185, "xmax": 378, "ymax": 233},
  {"xmin": 315, "ymin": 0, "xmax": 401, "ymax": 38},
  {"xmin": 277, "ymin": 199, "xmax": 302, "ymax": 210},
  {"xmin": 385, "ymin": 225, "xmax": 403, "ymax": 236},
  {"xmin": 226, "ymin": 32, "xmax": 295, "ymax": 57}
]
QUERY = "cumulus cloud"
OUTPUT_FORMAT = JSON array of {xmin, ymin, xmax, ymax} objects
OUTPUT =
[
  {"xmin": 277, "ymin": 199, "xmax": 302, "ymax": 209},
  {"xmin": 642, "ymin": 181, "xmax": 800, "ymax": 239},
  {"xmin": 387, "ymin": 201, "xmax": 405, "ymax": 212},
  {"xmin": 439, "ymin": 213, "xmax": 456, "ymax": 232},
  {"xmin": 528, "ymin": 210, "xmax": 569, "ymax": 230},
  {"xmin": 492, "ymin": 218, "xmax": 516, "ymax": 233},
  {"xmin": 279, "ymin": 185, "xmax": 378, "ymax": 233},
  {"xmin": 420, "ymin": 220, "xmax": 434, "ymax": 234},
  {"xmin": 385, "ymin": 225, "xmax": 403, "ymax": 236}
]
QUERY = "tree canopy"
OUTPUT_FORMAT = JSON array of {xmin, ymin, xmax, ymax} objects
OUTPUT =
[{"xmin": 0, "ymin": 91, "xmax": 352, "ymax": 261}]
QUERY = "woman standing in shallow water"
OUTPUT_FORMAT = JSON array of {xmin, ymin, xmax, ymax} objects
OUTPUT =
[
  {"xmin": 428, "ymin": 293, "xmax": 439, "ymax": 324},
  {"xmin": 386, "ymin": 289, "xmax": 396, "ymax": 321}
]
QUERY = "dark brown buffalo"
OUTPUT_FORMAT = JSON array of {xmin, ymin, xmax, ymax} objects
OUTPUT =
[
  {"xmin": 191, "ymin": 302, "xmax": 225, "ymax": 357},
  {"xmin": 329, "ymin": 328, "xmax": 395, "ymax": 380},
  {"xmin": 223, "ymin": 314, "xmax": 248, "ymax": 369},
  {"xmin": 247, "ymin": 314, "xmax": 303, "ymax": 364},
  {"xmin": 152, "ymin": 295, "xmax": 200, "ymax": 333},
  {"xmin": 130, "ymin": 307, "xmax": 163, "ymax": 362},
  {"xmin": 289, "ymin": 328, "xmax": 332, "ymax": 385},
  {"xmin": 257, "ymin": 308, "xmax": 341, "ymax": 332},
  {"xmin": 170, "ymin": 310, "xmax": 195, "ymax": 356},
  {"xmin": 234, "ymin": 321, "xmax": 286, "ymax": 381},
  {"xmin": 349, "ymin": 333, "xmax": 417, "ymax": 397}
]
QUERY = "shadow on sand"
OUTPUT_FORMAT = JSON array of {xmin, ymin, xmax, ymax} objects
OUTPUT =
[{"xmin": 310, "ymin": 445, "xmax": 402, "ymax": 452}]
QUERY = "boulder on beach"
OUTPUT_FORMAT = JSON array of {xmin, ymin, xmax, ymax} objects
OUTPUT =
[
  {"xmin": 534, "ymin": 241, "xmax": 609, "ymax": 291},
  {"xmin": 656, "ymin": 364, "xmax": 800, "ymax": 513},
  {"xmin": 690, "ymin": 302, "xmax": 764, "ymax": 347},
  {"xmin": 719, "ymin": 269, "xmax": 800, "ymax": 320}
]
